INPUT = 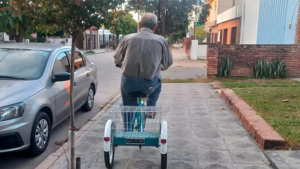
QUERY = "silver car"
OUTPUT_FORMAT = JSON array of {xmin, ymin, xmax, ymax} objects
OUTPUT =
[{"xmin": 0, "ymin": 43, "xmax": 98, "ymax": 156}]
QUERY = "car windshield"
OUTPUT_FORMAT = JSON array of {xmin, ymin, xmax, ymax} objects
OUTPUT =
[{"xmin": 0, "ymin": 49, "xmax": 51, "ymax": 80}]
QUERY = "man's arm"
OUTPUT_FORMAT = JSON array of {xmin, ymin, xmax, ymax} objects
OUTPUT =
[
  {"xmin": 113, "ymin": 39, "xmax": 127, "ymax": 68},
  {"xmin": 161, "ymin": 39, "xmax": 173, "ymax": 70}
]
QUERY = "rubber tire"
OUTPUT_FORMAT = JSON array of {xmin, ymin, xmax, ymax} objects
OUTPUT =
[
  {"xmin": 27, "ymin": 112, "xmax": 51, "ymax": 156},
  {"xmin": 161, "ymin": 153, "xmax": 167, "ymax": 169},
  {"xmin": 81, "ymin": 85, "xmax": 95, "ymax": 112},
  {"xmin": 104, "ymin": 146, "xmax": 115, "ymax": 169}
]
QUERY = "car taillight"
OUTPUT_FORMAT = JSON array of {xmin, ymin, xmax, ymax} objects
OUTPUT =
[
  {"xmin": 161, "ymin": 139, "xmax": 166, "ymax": 144},
  {"xmin": 104, "ymin": 137, "xmax": 110, "ymax": 142}
]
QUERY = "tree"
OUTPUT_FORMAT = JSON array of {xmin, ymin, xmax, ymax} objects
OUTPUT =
[
  {"xmin": 106, "ymin": 10, "xmax": 137, "ymax": 46},
  {"xmin": 0, "ymin": 0, "xmax": 38, "ymax": 42},
  {"xmin": 196, "ymin": 26, "xmax": 207, "ymax": 42},
  {"xmin": 3, "ymin": 0, "xmax": 124, "ymax": 168},
  {"xmin": 0, "ymin": 11, "xmax": 14, "ymax": 32},
  {"xmin": 198, "ymin": 0, "xmax": 212, "ymax": 26},
  {"xmin": 126, "ymin": 0, "xmax": 197, "ymax": 39},
  {"xmin": 165, "ymin": 0, "xmax": 196, "ymax": 40}
]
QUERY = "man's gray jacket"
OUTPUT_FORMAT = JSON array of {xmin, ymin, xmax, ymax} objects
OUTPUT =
[{"xmin": 114, "ymin": 28, "xmax": 173, "ymax": 80}]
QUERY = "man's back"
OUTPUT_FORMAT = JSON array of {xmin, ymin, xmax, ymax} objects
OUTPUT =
[{"xmin": 114, "ymin": 28, "xmax": 173, "ymax": 80}]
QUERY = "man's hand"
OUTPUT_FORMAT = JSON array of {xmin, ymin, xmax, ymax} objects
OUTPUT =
[{"xmin": 116, "ymin": 63, "xmax": 122, "ymax": 68}]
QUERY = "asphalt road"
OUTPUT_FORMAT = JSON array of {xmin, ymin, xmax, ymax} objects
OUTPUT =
[{"xmin": 0, "ymin": 52, "xmax": 121, "ymax": 169}]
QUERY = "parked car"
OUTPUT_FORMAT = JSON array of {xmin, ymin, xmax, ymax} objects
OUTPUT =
[{"xmin": 0, "ymin": 43, "xmax": 98, "ymax": 156}]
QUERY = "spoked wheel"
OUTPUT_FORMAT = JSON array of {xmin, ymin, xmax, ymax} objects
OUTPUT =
[{"xmin": 161, "ymin": 153, "xmax": 167, "ymax": 169}]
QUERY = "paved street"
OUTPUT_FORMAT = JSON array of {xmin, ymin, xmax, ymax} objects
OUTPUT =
[
  {"xmin": 48, "ymin": 83, "xmax": 273, "ymax": 169},
  {"xmin": 0, "ymin": 52, "xmax": 121, "ymax": 169}
]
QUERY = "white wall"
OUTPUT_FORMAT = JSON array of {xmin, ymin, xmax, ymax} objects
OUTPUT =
[
  {"xmin": 240, "ymin": 0, "xmax": 260, "ymax": 44},
  {"xmin": 217, "ymin": 0, "xmax": 235, "ymax": 14},
  {"xmin": 0, "ymin": 32, "xmax": 9, "ymax": 41},
  {"xmin": 217, "ymin": 4, "xmax": 242, "ymax": 24},
  {"xmin": 47, "ymin": 38, "xmax": 72, "ymax": 46},
  {"xmin": 190, "ymin": 40, "xmax": 198, "ymax": 60},
  {"xmin": 4, "ymin": 33, "xmax": 9, "ymax": 41},
  {"xmin": 198, "ymin": 45, "xmax": 207, "ymax": 60}
]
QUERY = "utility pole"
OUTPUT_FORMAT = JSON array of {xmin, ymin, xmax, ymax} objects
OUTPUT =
[
  {"xmin": 137, "ymin": 0, "xmax": 141, "ymax": 32},
  {"xmin": 194, "ymin": 22, "xmax": 197, "ymax": 40},
  {"xmin": 295, "ymin": 0, "xmax": 300, "ymax": 44},
  {"xmin": 161, "ymin": 0, "xmax": 166, "ymax": 37},
  {"xmin": 194, "ymin": 0, "xmax": 199, "ymax": 40},
  {"xmin": 102, "ymin": 25, "xmax": 105, "ymax": 48}
]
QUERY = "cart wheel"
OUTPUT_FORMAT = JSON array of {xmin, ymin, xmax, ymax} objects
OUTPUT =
[
  {"xmin": 104, "ymin": 121, "xmax": 115, "ymax": 169},
  {"xmin": 161, "ymin": 153, "xmax": 167, "ymax": 169},
  {"xmin": 104, "ymin": 140, "xmax": 115, "ymax": 169}
]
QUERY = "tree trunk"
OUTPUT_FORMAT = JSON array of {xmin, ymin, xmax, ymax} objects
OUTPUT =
[
  {"xmin": 16, "ymin": 21, "xmax": 25, "ymax": 42},
  {"xmin": 69, "ymin": 38, "xmax": 76, "ymax": 169},
  {"xmin": 90, "ymin": 27, "xmax": 92, "ymax": 50},
  {"xmin": 116, "ymin": 34, "xmax": 119, "ymax": 46},
  {"xmin": 112, "ymin": 33, "xmax": 116, "ymax": 49}
]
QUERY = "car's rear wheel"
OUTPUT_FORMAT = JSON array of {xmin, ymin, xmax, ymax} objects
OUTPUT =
[
  {"xmin": 81, "ymin": 85, "xmax": 95, "ymax": 112},
  {"xmin": 28, "ymin": 112, "xmax": 51, "ymax": 156}
]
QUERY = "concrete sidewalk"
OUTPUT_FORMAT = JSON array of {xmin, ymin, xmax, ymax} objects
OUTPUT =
[
  {"xmin": 83, "ymin": 48, "xmax": 114, "ymax": 55},
  {"xmin": 161, "ymin": 48, "xmax": 207, "ymax": 79},
  {"xmin": 39, "ymin": 84, "xmax": 273, "ymax": 169}
]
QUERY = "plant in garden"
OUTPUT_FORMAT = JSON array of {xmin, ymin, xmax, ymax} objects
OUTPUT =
[
  {"xmin": 272, "ymin": 58, "xmax": 287, "ymax": 78},
  {"xmin": 2, "ymin": 0, "xmax": 124, "ymax": 168},
  {"xmin": 218, "ymin": 57, "xmax": 232, "ymax": 77},
  {"xmin": 250, "ymin": 58, "xmax": 287, "ymax": 79}
]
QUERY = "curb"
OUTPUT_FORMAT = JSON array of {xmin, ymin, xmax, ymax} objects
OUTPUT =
[
  {"xmin": 35, "ymin": 94, "xmax": 121, "ymax": 169},
  {"xmin": 210, "ymin": 83, "xmax": 224, "ymax": 89},
  {"xmin": 84, "ymin": 49, "xmax": 114, "ymax": 56},
  {"xmin": 264, "ymin": 151, "xmax": 295, "ymax": 169},
  {"xmin": 220, "ymin": 89, "xmax": 285, "ymax": 150}
]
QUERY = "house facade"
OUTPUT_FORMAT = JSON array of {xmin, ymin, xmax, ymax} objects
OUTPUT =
[
  {"xmin": 206, "ymin": 0, "xmax": 299, "ymax": 44},
  {"xmin": 206, "ymin": 0, "xmax": 243, "ymax": 44}
]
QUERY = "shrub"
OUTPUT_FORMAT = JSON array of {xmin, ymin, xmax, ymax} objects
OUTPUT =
[
  {"xmin": 249, "ymin": 58, "xmax": 287, "ymax": 79},
  {"xmin": 218, "ymin": 57, "xmax": 232, "ymax": 77}
]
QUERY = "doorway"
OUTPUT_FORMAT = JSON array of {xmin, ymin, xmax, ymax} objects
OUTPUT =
[
  {"xmin": 231, "ymin": 27, "xmax": 237, "ymax": 44},
  {"xmin": 223, "ymin": 29, "xmax": 228, "ymax": 44}
]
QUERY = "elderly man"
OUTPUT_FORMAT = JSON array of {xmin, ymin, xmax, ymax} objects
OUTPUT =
[{"xmin": 114, "ymin": 13, "xmax": 173, "ymax": 108}]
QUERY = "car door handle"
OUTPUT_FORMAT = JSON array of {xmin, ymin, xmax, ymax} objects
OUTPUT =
[
  {"xmin": 74, "ymin": 82, "xmax": 77, "ymax": 86},
  {"xmin": 87, "ymin": 73, "xmax": 89, "ymax": 77}
]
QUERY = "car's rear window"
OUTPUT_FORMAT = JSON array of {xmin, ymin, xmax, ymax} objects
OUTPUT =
[{"xmin": 0, "ymin": 49, "xmax": 51, "ymax": 80}]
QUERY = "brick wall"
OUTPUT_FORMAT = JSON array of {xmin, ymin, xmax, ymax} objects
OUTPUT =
[{"xmin": 207, "ymin": 44, "xmax": 300, "ymax": 78}]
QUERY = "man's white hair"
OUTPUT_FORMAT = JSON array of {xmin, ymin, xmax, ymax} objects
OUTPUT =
[{"xmin": 140, "ymin": 13, "xmax": 158, "ymax": 30}]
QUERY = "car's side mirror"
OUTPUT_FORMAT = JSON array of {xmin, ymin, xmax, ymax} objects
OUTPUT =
[{"xmin": 52, "ymin": 72, "xmax": 70, "ymax": 83}]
